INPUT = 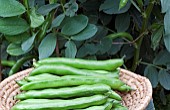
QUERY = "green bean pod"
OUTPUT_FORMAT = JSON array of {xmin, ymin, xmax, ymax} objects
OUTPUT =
[
  {"xmin": 1, "ymin": 60, "xmax": 16, "ymax": 67},
  {"xmin": 30, "ymin": 65, "xmax": 119, "ymax": 78},
  {"xmin": 16, "ymin": 79, "xmax": 28, "ymax": 86},
  {"xmin": 105, "ymin": 91, "xmax": 122, "ymax": 101},
  {"xmin": 76, "ymin": 99, "xmax": 113, "ymax": 110},
  {"xmin": 34, "ymin": 57, "xmax": 124, "ymax": 71},
  {"xmin": 25, "ymin": 73, "xmax": 60, "ymax": 82},
  {"xmin": 9, "ymin": 56, "xmax": 35, "ymax": 76},
  {"xmin": 20, "ymin": 75, "xmax": 125, "ymax": 90},
  {"xmin": 118, "ymin": 84, "xmax": 132, "ymax": 92},
  {"xmin": 16, "ymin": 84, "xmax": 111, "ymax": 100},
  {"xmin": 11, "ymin": 95, "xmax": 108, "ymax": 110}
]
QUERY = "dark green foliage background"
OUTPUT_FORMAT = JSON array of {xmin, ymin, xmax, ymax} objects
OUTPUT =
[{"xmin": 0, "ymin": 0, "xmax": 170, "ymax": 109}]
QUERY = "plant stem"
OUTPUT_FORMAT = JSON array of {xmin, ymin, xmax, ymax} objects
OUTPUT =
[
  {"xmin": 61, "ymin": 0, "xmax": 66, "ymax": 13},
  {"xmin": 23, "ymin": 0, "xmax": 34, "ymax": 35},
  {"xmin": 139, "ymin": 61, "xmax": 165, "ymax": 70},
  {"xmin": 131, "ymin": 0, "xmax": 155, "ymax": 71}
]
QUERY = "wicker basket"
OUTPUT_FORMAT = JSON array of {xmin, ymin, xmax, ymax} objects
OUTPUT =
[{"xmin": 0, "ymin": 68, "xmax": 152, "ymax": 110}]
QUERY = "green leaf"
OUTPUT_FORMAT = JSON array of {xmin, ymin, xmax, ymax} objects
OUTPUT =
[
  {"xmin": 99, "ymin": 37, "xmax": 112, "ymax": 54},
  {"xmin": 65, "ymin": 40, "xmax": 77, "ymax": 58},
  {"xmin": 159, "ymin": 69, "xmax": 170, "ymax": 90},
  {"xmin": 28, "ymin": 0, "xmax": 35, "ymax": 8},
  {"xmin": 51, "ymin": 14, "xmax": 65, "ymax": 28},
  {"xmin": 65, "ymin": 1, "xmax": 78, "ymax": 17},
  {"xmin": 164, "ymin": 34, "xmax": 170, "ymax": 52},
  {"xmin": 5, "ymin": 32, "xmax": 30, "ymax": 44},
  {"xmin": 151, "ymin": 26, "xmax": 164, "ymax": 50},
  {"xmin": 61, "ymin": 15, "xmax": 88, "ymax": 36},
  {"xmin": 38, "ymin": 33, "xmax": 56, "ymax": 59},
  {"xmin": 108, "ymin": 39, "xmax": 123, "ymax": 55},
  {"xmin": 144, "ymin": 66, "xmax": 158, "ymax": 88},
  {"xmin": 85, "ymin": 43, "xmax": 99, "ymax": 55},
  {"xmin": 99, "ymin": 13, "xmax": 112, "ymax": 26},
  {"xmin": 164, "ymin": 9, "xmax": 170, "ymax": 34},
  {"xmin": 115, "ymin": 13, "xmax": 130, "ymax": 32},
  {"xmin": 37, "ymin": 3, "xmax": 60, "ymax": 16},
  {"xmin": 7, "ymin": 43, "xmax": 25, "ymax": 56},
  {"xmin": 91, "ymin": 26, "xmax": 108, "ymax": 40},
  {"xmin": 0, "ymin": 17, "xmax": 29, "ymax": 35},
  {"xmin": 99, "ymin": 0, "xmax": 131, "ymax": 14},
  {"xmin": 71, "ymin": 24, "xmax": 97, "ymax": 41},
  {"xmin": 160, "ymin": 89, "xmax": 167, "ymax": 105},
  {"xmin": 120, "ymin": 45, "xmax": 134, "ymax": 60},
  {"xmin": 76, "ymin": 45, "xmax": 88, "ymax": 58},
  {"xmin": 21, "ymin": 33, "xmax": 37, "ymax": 52},
  {"xmin": 145, "ymin": 99, "xmax": 155, "ymax": 110},
  {"xmin": 0, "ymin": 0, "xmax": 26, "ymax": 17},
  {"xmin": 153, "ymin": 50, "xmax": 170, "ymax": 65},
  {"xmin": 160, "ymin": 0, "xmax": 170, "ymax": 13},
  {"xmin": 30, "ymin": 8, "xmax": 45, "ymax": 28}
]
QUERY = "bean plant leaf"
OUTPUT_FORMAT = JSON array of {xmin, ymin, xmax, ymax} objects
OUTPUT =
[
  {"xmin": 0, "ymin": 17, "xmax": 29, "ymax": 35},
  {"xmin": 21, "ymin": 33, "xmax": 37, "ymax": 52},
  {"xmin": 99, "ymin": 37, "xmax": 112, "ymax": 54},
  {"xmin": 38, "ymin": 33, "xmax": 56, "ymax": 59},
  {"xmin": 160, "ymin": 89, "xmax": 167, "ymax": 105},
  {"xmin": 65, "ymin": 0, "xmax": 78, "ymax": 17},
  {"xmin": 164, "ymin": 34, "xmax": 170, "ymax": 52},
  {"xmin": 145, "ymin": 99, "xmax": 155, "ymax": 110},
  {"xmin": 5, "ymin": 32, "xmax": 30, "ymax": 44},
  {"xmin": 85, "ymin": 43, "xmax": 99, "ymax": 55},
  {"xmin": 30, "ymin": 8, "xmax": 45, "ymax": 28},
  {"xmin": 71, "ymin": 24, "xmax": 97, "ymax": 41},
  {"xmin": 99, "ymin": 13, "xmax": 112, "ymax": 26},
  {"xmin": 153, "ymin": 50, "xmax": 170, "ymax": 65},
  {"xmin": 160, "ymin": 0, "xmax": 170, "ymax": 13},
  {"xmin": 144, "ymin": 66, "xmax": 159, "ymax": 88},
  {"xmin": 37, "ymin": 3, "xmax": 60, "ymax": 16},
  {"xmin": 51, "ymin": 14, "xmax": 65, "ymax": 28},
  {"xmin": 151, "ymin": 26, "xmax": 164, "ymax": 50},
  {"xmin": 164, "ymin": 9, "xmax": 170, "ymax": 34},
  {"xmin": 115, "ymin": 12, "xmax": 130, "ymax": 32},
  {"xmin": 76, "ymin": 45, "xmax": 88, "ymax": 58},
  {"xmin": 164, "ymin": 8, "xmax": 170, "ymax": 52},
  {"xmin": 7, "ymin": 43, "xmax": 25, "ymax": 56},
  {"xmin": 159, "ymin": 69, "xmax": 170, "ymax": 90},
  {"xmin": 99, "ymin": 0, "xmax": 131, "ymax": 14},
  {"xmin": 120, "ymin": 45, "xmax": 134, "ymax": 60},
  {"xmin": 61, "ymin": 15, "xmax": 88, "ymax": 36},
  {"xmin": 29, "ymin": 0, "xmax": 35, "ymax": 8},
  {"xmin": 0, "ymin": 0, "xmax": 26, "ymax": 17},
  {"xmin": 65, "ymin": 40, "xmax": 77, "ymax": 58},
  {"xmin": 108, "ymin": 39, "xmax": 123, "ymax": 55},
  {"xmin": 91, "ymin": 26, "xmax": 108, "ymax": 40}
]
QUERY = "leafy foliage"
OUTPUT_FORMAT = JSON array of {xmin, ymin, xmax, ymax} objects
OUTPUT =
[{"xmin": 0, "ymin": 0, "xmax": 170, "ymax": 109}]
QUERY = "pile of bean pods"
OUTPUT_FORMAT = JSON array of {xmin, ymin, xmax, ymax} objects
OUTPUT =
[{"xmin": 12, "ymin": 57, "xmax": 132, "ymax": 110}]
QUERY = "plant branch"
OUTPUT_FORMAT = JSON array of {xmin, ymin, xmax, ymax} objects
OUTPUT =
[
  {"xmin": 139, "ymin": 61, "xmax": 165, "ymax": 70},
  {"xmin": 131, "ymin": 0, "xmax": 155, "ymax": 71},
  {"xmin": 111, "ymin": 31, "xmax": 148, "ymax": 45},
  {"xmin": 61, "ymin": 0, "xmax": 66, "ymax": 13}
]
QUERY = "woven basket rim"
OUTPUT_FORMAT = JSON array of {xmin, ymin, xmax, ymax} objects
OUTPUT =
[{"xmin": 0, "ymin": 68, "xmax": 152, "ymax": 110}]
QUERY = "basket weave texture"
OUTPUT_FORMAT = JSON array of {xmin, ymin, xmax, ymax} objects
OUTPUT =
[{"xmin": 0, "ymin": 68, "xmax": 152, "ymax": 110}]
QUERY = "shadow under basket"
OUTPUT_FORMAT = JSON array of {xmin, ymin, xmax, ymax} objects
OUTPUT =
[{"xmin": 0, "ymin": 68, "xmax": 152, "ymax": 110}]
